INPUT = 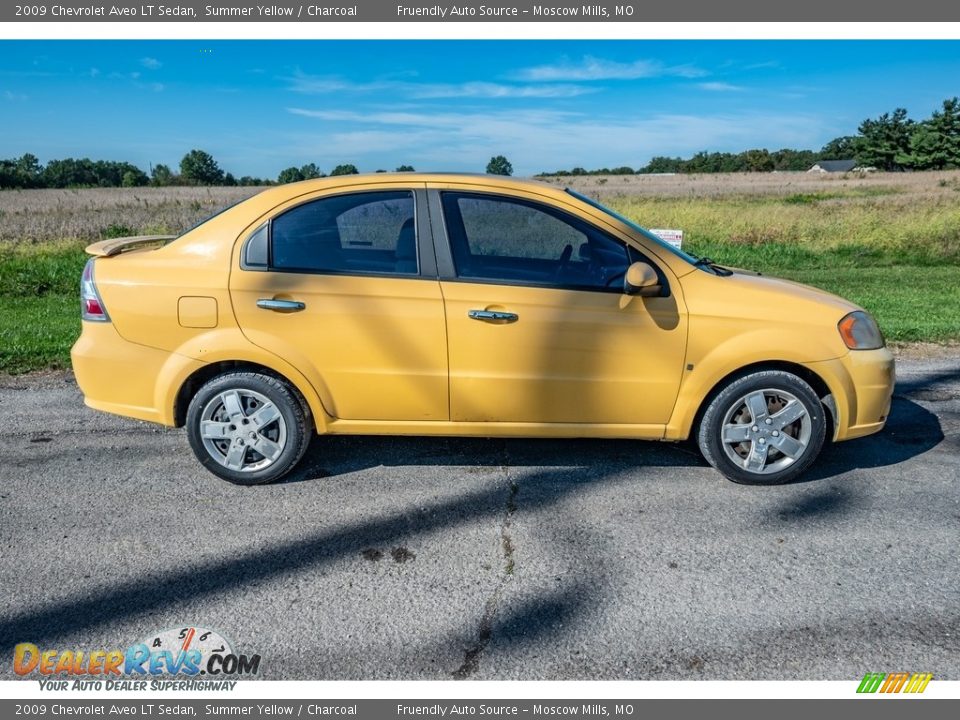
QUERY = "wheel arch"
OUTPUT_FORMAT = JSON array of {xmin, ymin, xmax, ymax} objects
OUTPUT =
[
  {"xmin": 679, "ymin": 360, "xmax": 836, "ymax": 443},
  {"xmin": 173, "ymin": 360, "xmax": 324, "ymax": 432}
]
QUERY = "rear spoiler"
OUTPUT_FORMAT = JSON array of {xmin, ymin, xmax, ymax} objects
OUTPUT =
[{"xmin": 85, "ymin": 235, "xmax": 177, "ymax": 258}]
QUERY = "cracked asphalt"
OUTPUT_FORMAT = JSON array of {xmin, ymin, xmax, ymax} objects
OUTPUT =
[{"xmin": 1, "ymin": 353, "xmax": 958, "ymax": 680}]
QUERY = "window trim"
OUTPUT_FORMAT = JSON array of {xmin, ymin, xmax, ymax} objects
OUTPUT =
[
  {"xmin": 242, "ymin": 188, "xmax": 435, "ymax": 280},
  {"xmin": 432, "ymin": 189, "xmax": 669, "ymax": 296},
  {"xmin": 240, "ymin": 222, "xmax": 269, "ymax": 271}
]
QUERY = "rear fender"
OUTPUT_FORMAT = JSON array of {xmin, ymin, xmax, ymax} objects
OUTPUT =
[{"xmin": 163, "ymin": 328, "xmax": 334, "ymax": 432}]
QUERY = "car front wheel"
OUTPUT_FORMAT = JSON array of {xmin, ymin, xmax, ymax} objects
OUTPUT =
[
  {"xmin": 697, "ymin": 370, "xmax": 827, "ymax": 485},
  {"xmin": 186, "ymin": 372, "xmax": 311, "ymax": 485}
]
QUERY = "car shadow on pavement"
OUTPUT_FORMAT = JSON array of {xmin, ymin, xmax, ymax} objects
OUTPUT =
[
  {"xmin": 289, "ymin": 394, "xmax": 943, "ymax": 486},
  {"xmin": 289, "ymin": 434, "xmax": 708, "ymax": 485},
  {"xmin": 804, "ymin": 395, "xmax": 945, "ymax": 482}
]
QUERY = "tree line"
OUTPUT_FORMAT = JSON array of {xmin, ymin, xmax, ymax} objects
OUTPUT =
[
  {"xmin": 0, "ymin": 150, "xmax": 273, "ymax": 190},
  {"xmin": 0, "ymin": 151, "xmax": 514, "ymax": 190},
  {"xmin": 543, "ymin": 96, "xmax": 960, "ymax": 175}
]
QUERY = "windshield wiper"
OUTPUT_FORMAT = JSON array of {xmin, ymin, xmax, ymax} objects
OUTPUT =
[{"xmin": 692, "ymin": 256, "xmax": 733, "ymax": 276}]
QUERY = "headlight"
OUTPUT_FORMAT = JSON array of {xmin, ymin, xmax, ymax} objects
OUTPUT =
[{"xmin": 838, "ymin": 311, "xmax": 884, "ymax": 350}]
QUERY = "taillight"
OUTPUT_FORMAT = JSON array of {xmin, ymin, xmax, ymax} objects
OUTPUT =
[{"xmin": 81, "ymin": 258, "xmax": 110, "ymax": 322}]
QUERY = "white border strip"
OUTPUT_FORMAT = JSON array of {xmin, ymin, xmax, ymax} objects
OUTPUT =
[{"xmin": 2, "ymin": 21, "xmax": 960, "ymax": 40}]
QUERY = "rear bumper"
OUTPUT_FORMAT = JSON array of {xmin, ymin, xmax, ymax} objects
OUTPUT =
[
  {"xmin": 71, "ymin": 322, "xmax": 204, "ymax": 426},
  {"xmin": 806, "ymin": 347, "xmax": 895, "ymax": 441}
]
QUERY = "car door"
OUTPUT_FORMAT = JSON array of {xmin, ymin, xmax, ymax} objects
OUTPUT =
[
  {"xmin": 230, "ymin": 186, "xmax": 449, "ymax": 421},
  {"xmin": 430, "ymin": 187, "xmax": 687, "ymax": 430}
]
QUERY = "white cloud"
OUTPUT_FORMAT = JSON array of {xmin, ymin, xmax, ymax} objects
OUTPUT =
[
  {"xmin": 413, "ymin": 81, "xmax": 594, "ymax": 99},
  {"xmin": 140, "ymin": 57, "xmax": 162, "ymax": 70},
  {"xmin": 512, "ymin": 56, "xmax": 706, "ymax": 82},
  {"xmin": 285, "ymin": 70, "xmax": 592, "ymax": 99},
  {"xmin": 698, "ymin": 82, "xmax": 746, "ymax": 92},
  {"xmin": 3, "ymin": 90, "xmax": 28, "ymax": 101}
]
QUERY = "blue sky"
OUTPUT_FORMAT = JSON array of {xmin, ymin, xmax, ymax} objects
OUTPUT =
[{"xmin": 1, "ymin": 40, "xmax": 959, "ymax": 177}]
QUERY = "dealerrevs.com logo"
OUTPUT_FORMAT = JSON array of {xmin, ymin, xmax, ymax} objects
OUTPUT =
[{"xmin": 14, "ymin": 626, "xmax": 261, "ymax": 691}]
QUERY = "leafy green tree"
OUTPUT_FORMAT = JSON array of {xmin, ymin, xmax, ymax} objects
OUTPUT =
[
  {"xmin": 179, "ymin": 149, "xmax": 224, "ymax": 185},
  {"xmin": 740, "ymin": 149, "xmax": 775, "ymax": 172},
  {"xmin": 486, "ymin": 155, "xmax": 513, "ymax": 176},
  {"xmin": 0, "ymin": 159, "xmax": 18, "ymax": 188},
  {"xmin": 640, "ymin": 156, "xmax": 685, "ymax": 174},
  {"xmin": 395, "ymin": 165, "xmax": 415, "ymax": 172},
  {"xmin": 900, "ymin": 123, "xmax": 943, "ymax": 170},
  {"xmin": 330, "ymin": 163, "xmax": 359, "ymax": 176},
  {"xmin": 10, "ymin": 153, "xmax": 43, "ymax": 187},
  {"xmin": 43, "ymin": 158, "xmax": 95, "ymax": 187},
  {"xmin": 121, "ymin": 169, "xmax": 148, "ymax": 187},
  {"xmin": 223, "ymin": 172, "xmax": 237, "ymax": 187},
  {"xmin": 820, "ymin": 136, "xmax": 858, "ymax": 160},
  {"xmin": 151, "ymin": 163, "xmax": 174, "ymax": 186},
  {"xmin": 856, "ymin": 108, "xmax": 914, "ymax": 170},
  {"xmin": 277, "ymin": 166, "xmax": 304, "ymax": 184},
  {"xmin": 926, "ymin": 97, "xmax": 960, "ymax": 168},
  {"xmin": 770, "ymin": 149, "xmax": 817, "ymax": 171},
  {"xmin": 299, "ymin": 163, "xmax": 323, "ymax": 179}
]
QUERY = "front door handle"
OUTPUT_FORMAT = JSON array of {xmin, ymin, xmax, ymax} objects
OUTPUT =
[
  {"xmin": 468, "ymin": 309, "xmax": 518, "ymax": 323},
  {"xmin": 257, "ymin": 298, "xmax": 306, "ymax": 312}
]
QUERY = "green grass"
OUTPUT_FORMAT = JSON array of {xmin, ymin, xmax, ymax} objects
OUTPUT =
[
  {"xmin": 753, "ymin": 265, "xmax": 960, "ymax": 343},
  {"xmin": 0, "ymin": 295, "xmax": 80, "ymax": 374}
]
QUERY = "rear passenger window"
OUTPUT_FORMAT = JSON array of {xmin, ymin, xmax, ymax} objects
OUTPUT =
[{"xmin": 270, "ymin": 191, "xmax": 417, "ymax": 275}]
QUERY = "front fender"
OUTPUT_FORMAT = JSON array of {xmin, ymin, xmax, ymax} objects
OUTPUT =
[{"xmin": 664, "ymin": 327, "xmax": 844, "ymax": 441}]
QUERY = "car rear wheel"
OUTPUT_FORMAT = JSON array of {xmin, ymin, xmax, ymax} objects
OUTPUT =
[
  {"xmin": 186, "ymin": 372, "xmax": 311, "ymax": 485},
  {"xmin": 697, "ymin": 370, "xmax": 826, "ymax": 485}
]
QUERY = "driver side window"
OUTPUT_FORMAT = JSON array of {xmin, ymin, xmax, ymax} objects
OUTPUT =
[{"xmin": 441, "ymin": 192, "xmax": 631, "ymax": 290}]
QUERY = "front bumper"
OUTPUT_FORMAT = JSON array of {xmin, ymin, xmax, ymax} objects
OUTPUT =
[{"xmin": 807, "ymin": 347, "xmax": 895, "ymax": 441}]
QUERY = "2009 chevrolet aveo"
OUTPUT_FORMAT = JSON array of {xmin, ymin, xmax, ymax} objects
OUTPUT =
[{"xmin": 71, "ymin": 174, "xmax": 895, "ymax": 486}]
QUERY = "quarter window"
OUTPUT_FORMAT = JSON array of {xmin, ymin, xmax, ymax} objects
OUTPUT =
[
  {"xmin": 270, "ymin": 191, "xmax": 417, "ymax": 275},
  {"xmin": 441, "ymin": 192, "xmax": 634, "ymax": 290}
]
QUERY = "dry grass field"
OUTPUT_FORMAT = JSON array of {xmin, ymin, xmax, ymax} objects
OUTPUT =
[
  {"xmin": 1, "ymin": 172, "xmax": 958, "ymax": 373},
  {"xmin": 0, "ymin": 186, "xmax": 263, "ymax": 244}
]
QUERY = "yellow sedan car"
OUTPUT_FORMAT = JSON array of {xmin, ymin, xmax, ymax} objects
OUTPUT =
[{"xmin": 71, "ymin": 173, "xmax": 895, "ymax": 486}]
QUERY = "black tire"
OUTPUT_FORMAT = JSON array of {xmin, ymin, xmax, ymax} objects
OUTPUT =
[
  {"xmin": 697, "ymin": 370, "xmax": 827, "ymax": 485},
  {"xmin": 186, "ymin": 372, "xmax": 311, "ymax": 485}
]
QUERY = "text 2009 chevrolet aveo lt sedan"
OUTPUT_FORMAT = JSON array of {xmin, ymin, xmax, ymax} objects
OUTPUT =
[{"xmin": 71, "ymin": 174, "xmax": 895, "ymax": 486}]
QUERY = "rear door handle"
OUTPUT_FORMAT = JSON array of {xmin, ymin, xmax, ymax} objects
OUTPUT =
[
  {"xmin": 468, "ymin": 309, "xmax": 518, "ymax": 323},
  {"xmin": 257, "ymin": 298, "xmax": 306, "ymax": 312}
]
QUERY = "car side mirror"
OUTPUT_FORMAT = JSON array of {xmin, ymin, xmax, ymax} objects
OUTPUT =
[{"xmin": 624, "ymin": 262, "xmax": 661, "ymax": 297}]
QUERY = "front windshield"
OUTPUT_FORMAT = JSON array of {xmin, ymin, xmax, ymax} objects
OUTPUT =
[{"xmin": 565, "ymin": 188, "xmax": 699, "ymax": 265}]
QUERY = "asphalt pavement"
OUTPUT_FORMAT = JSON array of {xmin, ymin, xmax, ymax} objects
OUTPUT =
[{"xmin": 1, "ymin": 355, "xmax": 958, "ymax": 680}]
